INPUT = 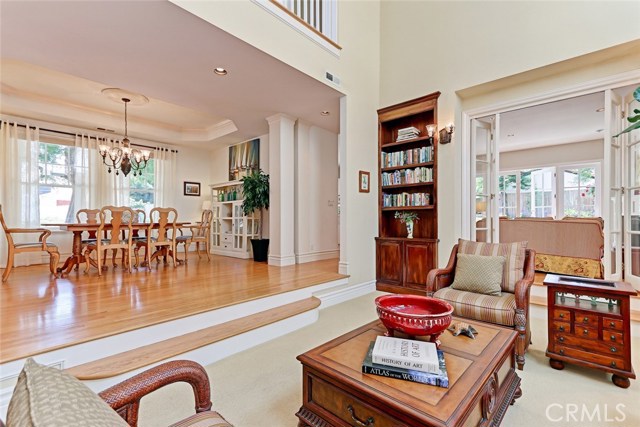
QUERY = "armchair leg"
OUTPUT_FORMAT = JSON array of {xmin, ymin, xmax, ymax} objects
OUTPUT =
[
  {"xmin": 514, "ymin": 308, "xmax": 528, "ymax": 370},
  {"xmin": 2, "ymin": 250, "xmax": 14, "ymax": 282}
]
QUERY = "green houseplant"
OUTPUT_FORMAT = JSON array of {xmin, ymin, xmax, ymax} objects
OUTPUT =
[
  {"xmin": 241, "ymin": 169, "xmax": 270, "ymax": 261},
  {"xmin": 614, "ymin": 86, "xmax": 640, "ymax": 137}
]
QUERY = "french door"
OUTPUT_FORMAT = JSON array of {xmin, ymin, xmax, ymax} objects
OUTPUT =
[{"xmin": 471, "ymin": 116, "xmax": 498, "ymax": 243}]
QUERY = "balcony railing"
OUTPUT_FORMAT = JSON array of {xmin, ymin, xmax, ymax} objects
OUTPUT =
[{"xmin": 269, "ymin": 0, "xmax": 339, "ymax": 49}]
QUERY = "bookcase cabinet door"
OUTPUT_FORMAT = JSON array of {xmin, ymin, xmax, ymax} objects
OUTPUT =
[
  {"xmin": 404, "ymin": 241, "xmax": 436, "ymax": 290},
  {"xmin": 376, "ymin": 239, "xmax": 403, "ymax": 287}
]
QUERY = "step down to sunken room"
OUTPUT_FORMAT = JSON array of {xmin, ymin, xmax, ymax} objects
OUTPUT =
[{"xmin": 66, "ymin": 296, "xmax": 321, "ymax": 380}]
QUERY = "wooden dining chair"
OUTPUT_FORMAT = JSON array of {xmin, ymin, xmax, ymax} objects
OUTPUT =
[
  {"xmin": 84, "ymin": 206, "xmax": 135, "ymax": 276},
  {"xmin": 1, "ymin": 204, "xmax": 60, "ymax": 282},
  {"xmin": 135, "ymin": 207, "xmax": 178, "ymax": 271},
  {"xmin": 176, "ymin": 209, "xmax": 213, "ymax": 263},
  {"xmin": 75, "ymin": 208, "xmax": 106, "ymax": 271}
]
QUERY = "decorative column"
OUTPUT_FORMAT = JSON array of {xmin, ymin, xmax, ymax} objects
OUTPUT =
[
  {"xmin": 266, "ymin": 113, "xmax": 296, "ymax": 266},
  {"xmin": 295, "ymin": 120, "xmax": 311, "ymax": 263}
]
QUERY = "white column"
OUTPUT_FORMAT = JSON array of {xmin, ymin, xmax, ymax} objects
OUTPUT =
[
  {"xmin": 267, "ymin": 113, "xmax": 296, "ymax": 266},
  {"xmin": 338, "ymin": 96, "xmax": 349, "ymax": 275},
  {"xmin": 295, "ymin": 120, "xmax": 311, "ymax": 263}
]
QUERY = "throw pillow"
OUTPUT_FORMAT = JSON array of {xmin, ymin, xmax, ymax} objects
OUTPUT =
[
  {"xmin": 458, "ymin": 238, "xmax": 527, "ymax": 293},
  {"xmin": 6, "ymin": 358, "xmax": 129, "ymax": 427},
  {"xmin": 451, "ymin": 254, "xmax": 505, "ymax": 296}
]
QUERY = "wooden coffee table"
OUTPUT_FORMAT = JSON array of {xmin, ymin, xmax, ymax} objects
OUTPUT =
[{"xmin": 296, "ymin": 318, "xmax": 521, "ymax": 427}]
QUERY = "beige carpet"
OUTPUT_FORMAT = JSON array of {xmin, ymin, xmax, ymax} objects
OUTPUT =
[{"xmin": 139, "ymin": 292, "xmax": 640, "ymax": 427}]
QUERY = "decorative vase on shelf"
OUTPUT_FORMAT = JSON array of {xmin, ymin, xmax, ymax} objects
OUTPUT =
[{"xmin": 406, "ymin": 220, "xmax": 414, "ymax": 239}]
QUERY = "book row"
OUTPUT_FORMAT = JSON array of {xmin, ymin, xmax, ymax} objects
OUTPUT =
[
  {"xmin": 381, "ymin": 167, "xmax": 433, "ymax": 187},
  {"xmin": 381, "ymin": 146, "xmax": 433, "ymax": 168},
  {"xmin": 382, "ymin": 192, "xmax": 431, "ymax": 207}
]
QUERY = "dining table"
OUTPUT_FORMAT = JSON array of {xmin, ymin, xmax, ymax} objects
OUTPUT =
[{"xmin": 43, "ymin": 222, "xmax": 192, "ymax": 275}]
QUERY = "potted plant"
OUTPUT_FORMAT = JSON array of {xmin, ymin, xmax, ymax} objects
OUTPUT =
[
  {"xmin": 241, "ymin": 169, "xmax": 270, "ymax": 261},
  {"xmin": 395, "ymin": 211, "xmax": 419, "ymax": 238}
]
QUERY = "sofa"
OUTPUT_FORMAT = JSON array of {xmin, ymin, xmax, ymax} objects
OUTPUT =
[{"xmin": 499, "ymin": 217, "xmax": 604, "ymax": 280}]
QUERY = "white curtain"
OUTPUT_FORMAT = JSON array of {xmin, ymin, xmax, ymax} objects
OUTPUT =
[
  {"xmin": 154, "ymin": 147, "xmax": 177, "ymax": 208},
  {"xmin": 0, "ymin": 121, "xmax": 41, "ymax": 264}
]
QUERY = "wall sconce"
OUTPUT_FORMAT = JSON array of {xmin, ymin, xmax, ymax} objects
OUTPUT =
[
  {"xmin": 426, "ymin": 125, "xmax": 436, "ymax": 143},
  {"xmin": 439, "ymin": 123, "xmax": 455, "ymax": 144}
]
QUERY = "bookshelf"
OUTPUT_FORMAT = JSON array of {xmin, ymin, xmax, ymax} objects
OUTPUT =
[
  {"xmin": 376, "ymin": 92, "xmax": 440, "ymax": 294},
  {"xmin": 209, "ymin": 181, "xmax": 260, "ymax": 259}
]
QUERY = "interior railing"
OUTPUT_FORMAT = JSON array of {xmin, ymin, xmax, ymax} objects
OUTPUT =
[{"xmin": 271, "ymin": 0, "xmax": 338, "ymax": 47}]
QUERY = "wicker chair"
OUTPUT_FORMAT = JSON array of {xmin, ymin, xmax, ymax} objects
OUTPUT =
[
  {"xmin": 426, "ymin": 244, "xmax": 536, "ymax": 370},
  {"xmin": 0, "ymin": 204, "xmax": 59, "ymax": 282}
]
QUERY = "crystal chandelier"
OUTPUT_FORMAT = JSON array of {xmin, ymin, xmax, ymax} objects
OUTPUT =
[{"xmin": 99, "ymin": 98, "xmax": 151, "ymax": 177}]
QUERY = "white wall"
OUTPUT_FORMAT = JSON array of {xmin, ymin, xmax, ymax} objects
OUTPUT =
[
  {"xmin": 500, "ymin": 139, "xmax": 603, "ymax": 171},
  {"xmin": 379, "ymin": 1, "xmax": 640, "ymax": 264},
  {"xmin": 175, "ymin": 145, "xmax": 214, "ymax": 223}
]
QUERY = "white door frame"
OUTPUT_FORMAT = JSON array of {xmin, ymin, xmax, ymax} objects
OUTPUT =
[{"xmin": 461, "ymin": 70, "xmax": 640, "ymax": 241}]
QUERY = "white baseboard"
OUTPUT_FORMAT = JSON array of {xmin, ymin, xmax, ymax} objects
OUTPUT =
[
  {"xmin": 210, "ymin": 249, "xmax": 251, "ymax": 259},
  {"xmin": 339, "ymin": 261, "xmax": 349, "ymax": 275},
  {"xmin": 314, "ymin": 280, "xmax": 375, "ymax": 308},
  {"xmin": 268, "ymin": 254, "xmax": 296, "ymax": 266},
  {"xmin": 296, "ymin": 249, "xmax": 339, "ymax": 264}
]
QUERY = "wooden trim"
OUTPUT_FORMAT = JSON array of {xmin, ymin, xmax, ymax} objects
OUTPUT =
[
  {"xmin": 67, "ymin": 297, "xmax": 321, "ymax": 379},
  {"xmin": 268, "ymin": 0, "xmax": 342, "ymax": 50}
]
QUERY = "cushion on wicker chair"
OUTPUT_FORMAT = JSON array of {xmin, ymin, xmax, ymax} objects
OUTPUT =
[
  {"xmin": 433, "ymin": 287, "xmax": 516, "ymax": 326},
  {"xmin": 6, "ymin": 358, "xmax": 128, "ymax": 427},
  {"xmin": 169, "ymin": 411, "xmax": 234, "ymax": 427},
  {"xmin": 457, "ymin": 238, "xmax": 527, "ymax": 293}
]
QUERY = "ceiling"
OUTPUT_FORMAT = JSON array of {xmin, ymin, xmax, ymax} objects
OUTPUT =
[{"xmin": 0, "ymin": 1, "xmax": 342, "ymax": 150}]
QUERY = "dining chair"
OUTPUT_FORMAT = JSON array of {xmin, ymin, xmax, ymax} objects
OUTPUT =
[
  {"xmin": 76, "ymin": 208, "xmax": 106, "ymax": 270},
  {"xmin": 84, "ymin": 206, "xmax": 135, "ymax": 276},
  {"xmin": 0, "ymin": 204, "xmax": 60, "ymax": 282},
  {"xmin": 135, "ymin": 207, "xmax": 178, "ymax": 271},
  {"xmin": 176, "ymin": 209, "xmax": 213, "ymax": 263}
]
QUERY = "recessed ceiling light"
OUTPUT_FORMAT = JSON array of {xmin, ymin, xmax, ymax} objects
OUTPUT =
[
  {"xmin": 596, "ymin": 107, "xmax": 604, "ymax": 112},
  {"xmin": 321, "ymin": 111, "xmax": 330, "ymax": 116},
  {"xmin": 507, "ymin": 133, "xmax": 515, "ymax": 137},
  {"xmin": 596, "ymin": 128, "xmax": 604, "ymax": 133},
  {"xmin": 213, "ymin": 67, "xmax": 228, "ymax": 76}
]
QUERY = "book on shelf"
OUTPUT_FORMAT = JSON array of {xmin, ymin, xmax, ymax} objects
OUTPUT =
[
  {"xmin": 372, "ymin": 336, "xmax": 439, "ymax": 373},
  {"xmin": 362, "ymin": 342, "xmax": 449, "ymax": 388}
]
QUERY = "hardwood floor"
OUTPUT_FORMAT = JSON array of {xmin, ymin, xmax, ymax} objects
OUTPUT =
[{"xmin": 0, "ymin": 255, "xmax": 344, "ymax": 363}]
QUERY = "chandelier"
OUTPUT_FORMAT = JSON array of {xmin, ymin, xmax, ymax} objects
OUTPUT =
[{"xmin": 98, "ymin": 97, "xmax": 151, "ymax": 177}]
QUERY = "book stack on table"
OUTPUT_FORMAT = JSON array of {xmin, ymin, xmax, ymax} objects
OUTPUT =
[{"xmin": 362, "ymin": 336, "xmax": 449, "ymax": 388}]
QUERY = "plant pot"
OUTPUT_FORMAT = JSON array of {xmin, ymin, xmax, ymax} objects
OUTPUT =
[
  {"xmin": 406, "ymin": 220, "xmax": 414, "ymax": 238},
  {"xmin": 250, "ymin": 239, "xmax": 270, "ymax": 262}
]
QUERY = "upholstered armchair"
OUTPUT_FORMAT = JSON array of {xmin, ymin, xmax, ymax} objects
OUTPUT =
[
  {"xmin": 427, "ymin": 241, "xmax": 536, "ymax": 370},
  {"xmin": 4, "ymin": 359, "xmax": 233, "ymax": 427}
]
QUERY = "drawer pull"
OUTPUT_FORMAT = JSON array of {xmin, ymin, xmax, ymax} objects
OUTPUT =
[
  {"xmin": 610, "ymin": 335, "xmax": 616, "ymax": 341},
  {"xmin": 611, "ymin": 347, "xmax": 617, "ymax": 353},
  {"xmin": 559, "ymin": 325, "xmax": 565, "ymax": 332},
  {"xmin": 347, "ymin": 405, "xmax": 375, "ymax": 427},
  {"xmin": 583, "ymin": 329, "xmax": 588, "ymax": 335},
  {"xmin": 583, "ymin": 317, "xmax": 589, "ymax": 323},
  {"xmin": 559, "ymin": 313, "xmax": 565, "ymax": 318},
  {"xmin": 610, "ymin": 321, "xmax": 616, "ymax": 327},
  {"xmin": 559, "ymin": 336, "xmax": 565, "ymax": 342},
  {"xmin": 559, "ymin": 349, "xmax": 565, "ymax": 355},
  {"xmin": 611, "ymin": 361, "xmax": 617, "ymax": 368}
]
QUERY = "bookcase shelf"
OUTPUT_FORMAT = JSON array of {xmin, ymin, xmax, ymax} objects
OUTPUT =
[{"xmin": 376, "ymin": 92, "xmax": 440, "ymax": 295}]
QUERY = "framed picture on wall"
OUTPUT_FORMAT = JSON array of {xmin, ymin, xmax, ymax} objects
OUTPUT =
[
  {"xmin": 184, "ymin": 181, "xmax": 201, "ymax": 196},
  {"xmin": 359, "ymin": 171, "xmax": 370, "ymax": 193}
]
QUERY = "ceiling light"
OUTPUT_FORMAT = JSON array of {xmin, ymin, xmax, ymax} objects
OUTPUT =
[
  {"xmin": 507, "ymin": 133, "xmax": 515, "ymax": 137},
  {"xmin": 596, "ymin": 107, "xmax": 605, "ymax": 112},
  {"xmin": 596, "ymin": 128, "xmax": 604, "ymax": 133},
  {"xmin": 98, "ymin": 98, "xmax": 151, "ymax": 177},
  {"xmin": 214, "ymin": 67, "xmax": 228, "ymax": 76},
  {"xmin": 321, "ymin": 111, "xmax": 330, "ymax": 116}
]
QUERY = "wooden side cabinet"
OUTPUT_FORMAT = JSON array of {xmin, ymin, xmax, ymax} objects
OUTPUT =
[
  {"xmin": 543, "ymin": 274, "xmax": 637, "ymax": 388},
  {"xmin": 376, "ymin": 237, "xmax": 437, "ymax": 294}
]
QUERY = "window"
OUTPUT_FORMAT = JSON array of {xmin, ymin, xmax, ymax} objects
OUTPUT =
[
  {"xmin": 498, "ymin": 173, "xmax": 517, "ymax": 218},
  {"xmin": 124, "ymin": 159, "xmax": 155, "ymax": 214},
  {"xmin": 560, "ymin": 166, "xmax": 597, "ymax": 217}
]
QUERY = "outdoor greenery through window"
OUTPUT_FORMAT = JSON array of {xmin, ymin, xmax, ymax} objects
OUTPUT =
[
  {"xmin": 127, "ymin": 159, "xmax": 155, "ymax": 213},
  {"xmin": 497, "ymin": 165, "xmax": 598, "ymax": 219}
]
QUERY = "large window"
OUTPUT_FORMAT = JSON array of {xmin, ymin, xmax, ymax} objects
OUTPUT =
[
  {"xmin": 498, "ymin": 164, "xmax": 598, "ymax": 219},
  {"xmin": 126, "ymin": 159, "xmax": 156, "ymax": 213}
]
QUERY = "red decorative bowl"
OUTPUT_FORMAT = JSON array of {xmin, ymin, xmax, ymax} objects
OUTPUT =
[{"xmin": 375, "ymin": 294, "xmax": 454, "ymax": 347}]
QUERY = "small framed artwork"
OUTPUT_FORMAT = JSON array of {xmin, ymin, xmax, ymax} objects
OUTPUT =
[
  {"xmin": 184, "ymin": 181, "xmax": 201, "ymax": 197},
  {"xmin": 359, "ymin": 171, "xmax": 370, "ymax": 193}
]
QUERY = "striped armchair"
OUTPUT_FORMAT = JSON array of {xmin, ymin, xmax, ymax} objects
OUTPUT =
[{"xmin": 427, "ymin": 243, "xmax": 536, "ymax": 370}]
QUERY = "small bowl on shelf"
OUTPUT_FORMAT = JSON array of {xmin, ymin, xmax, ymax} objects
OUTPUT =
[{"xmin": 375, "ymin": 294, "xmax": 454, "ymax": 347}]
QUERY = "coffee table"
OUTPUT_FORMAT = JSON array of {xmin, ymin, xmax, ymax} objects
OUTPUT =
[{"xmin": 296, "ymin": 318, "xmax": 521, "ymax": 427}]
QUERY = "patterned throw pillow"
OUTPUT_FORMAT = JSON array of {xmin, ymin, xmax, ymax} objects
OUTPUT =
[
  {"xmin": 6, "ymin": 358, "xmax": 128, "ymax": 427},
  {"xmin": 457, "ymin": 239, "xmax": 527, "ymax": 293},
  {"xmin": 451, "ymin": 254, "xmax": 505, "ymax": 296}
]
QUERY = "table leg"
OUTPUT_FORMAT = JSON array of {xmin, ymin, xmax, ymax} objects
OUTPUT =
[{"xmin": 58, "ymin": 231, "xmax": 83, "ymax": 276}]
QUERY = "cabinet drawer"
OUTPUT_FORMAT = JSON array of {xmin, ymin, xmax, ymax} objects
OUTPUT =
[
  {"xmin": 552, "ymin": 321, "xmax": 571, "ymax": 334},
  {"xmin": 603, "ymin": 331, "xmax": 625, "ymax": 345},
  {"xmin": 554, "ymin": 345, "xmax": 626, "ymax": 371},
  {"xmin": 553, "ymin": 309, "xmax": 571, "ymax": 321},
  {"xmin": 574, "ymin": 313, "xmax": 599, "ymax": 327},
  {"xmin": 572, "ymin": 325, "xmax": 598, "ymax": 340},
  {"xmin": 603, "ymin": 317, "xmax": 623, "ymax": 331},
  {"xmin": 309, "ymin": 374, "xmax": 407, "ymax": 427},
  {"xmin": 555, "ymin": 334, "xmax": 623, "ymax": 357}
]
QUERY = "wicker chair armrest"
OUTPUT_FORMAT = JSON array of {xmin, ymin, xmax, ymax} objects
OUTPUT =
[{"xmin": 98, "ymin": 360, "xmax": 212, "ymax": 426}]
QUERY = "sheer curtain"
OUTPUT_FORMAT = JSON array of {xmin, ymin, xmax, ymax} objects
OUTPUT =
[
  {"xmin": 154, "ymin": 147, "xmax": 177, "ymax": 208},
  {"xmin": 0, "ymin": 121, "xmax": 41, "ymax": 264}
]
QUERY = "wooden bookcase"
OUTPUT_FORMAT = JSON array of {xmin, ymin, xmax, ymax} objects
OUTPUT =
[{"xmin": 376, "ymin": 92, "xmax": 440, "ymax": 294}]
